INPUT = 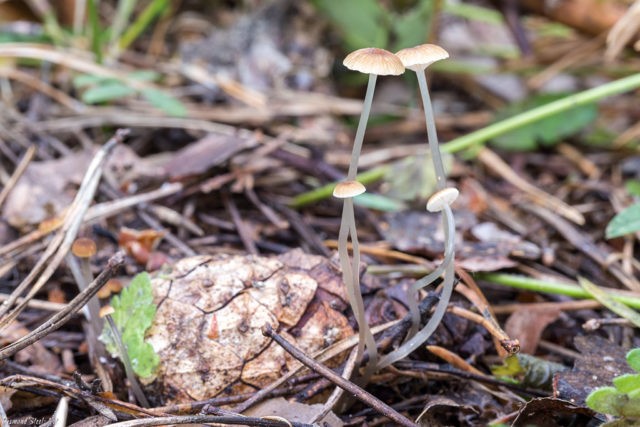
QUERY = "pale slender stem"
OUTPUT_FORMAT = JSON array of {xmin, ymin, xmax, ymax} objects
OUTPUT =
[
  {"xmin": 406, "ymin": 209, "xmax": 456, "ymax": 338},
  {"xmin": 379, "ymin": 205, "xmax": 456, "ymax": 369},
  {"xmin": 347, "ymin": 74, "xmax": 378, "ymax": 181},
  {"xmin": 415, "ymin": 70, "xmax": 446, "ymax": 190},
  {"xmin": 348, "ymin": 201, "xmax": 378, "ymax": 377},
  {"xmin": 338, "ymin": 200, "xmax": 364, "ymax": 362},
  {"xmin": 339, "ymin": 198, "xmax": 378, "ymax": 375}
]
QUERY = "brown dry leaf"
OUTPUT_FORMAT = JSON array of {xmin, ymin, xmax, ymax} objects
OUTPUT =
[
  {"xmin": 162, "ymin": 133, "xmax": 257, "ymax": 179},
  {"xmin": 383, "ymin": 212, "xmax": 539, "ymax": 272},
  {"xmin": 1, "ymin": 145, "xmax": 158, "ymax": 228},
  {"xmin": 245, "ymin": 397, "xmax": 343, "ymax": 426},
  {"xmin": 1, "ymin": 322, "xmax": 62, "ymax": 375},
  {"xmin": 2, "ymin": 150, "xmax": 93, "ymax": 228},
  {"xmin": 145, "ymin": 249, "xmax": 353, "ymax": 403},
  {"xmin": 512, "ymin": 397, "xmax": 597, "ymax": 426},
  {"xmin": 505, "ymin": 307, "xmax": 561, "ymax": 354}
]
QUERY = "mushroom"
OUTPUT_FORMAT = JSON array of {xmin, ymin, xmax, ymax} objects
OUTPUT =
[
  {"xmin": 70, "ymin": 237, "xmax": 102, "ymax": 336},
  {"xmin": 343, "ymin": 48, "xmax": 405, "ymax": 180},
  {"xmin": 338, "ymin": 48, "xmax": 403, "ymax": 377},
  {"xmin": 395, "ymin": 44, "xmax": 449, "ymax": 189},
  {"xmin": 377, "ymin": 190, "xmax": 457, "ymax": 369},
  {"xmin": 333, "ymin": 180, "xmax": 377, "ymax": 377}
]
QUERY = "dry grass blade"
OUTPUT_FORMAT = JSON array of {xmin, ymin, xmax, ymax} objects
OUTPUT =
[
  {"xmin": 0, "ymin": 145, "xmax": 35, "ymax": 209},
  {"xmin": 0, "ymin": 130, "xmax": 126, "ymax": 329},
  {"xmin": 477, "ymin": 147, "xmax": 585, "ymax": 225}
]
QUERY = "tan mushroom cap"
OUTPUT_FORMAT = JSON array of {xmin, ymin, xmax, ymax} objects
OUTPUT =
[
  {"xmin": 333, "ymin": 180, "xmax": 366, "ymax": 199},
  {"xmin": 72, "ymin": 237, "xmax": 97, "ymax": 258},
  {"xmin": 343, "ymin": 48, "xmax": 405, "ymax": 76},
  {"xmin": 426, "ymin": 187, "xmax": 459, "ymax": 212},
  {"xmin": 395, "ymin": 44, "xmax": 449, "ymax": 72},
  {"xmin": 99, "ymin": 305, "xmax": 115, "ymax": 318}
]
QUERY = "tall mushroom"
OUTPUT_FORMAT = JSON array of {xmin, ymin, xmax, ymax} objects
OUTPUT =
[
  {"xmin": 395, "ymin": 44, "xmax": 449, "ymax": 189},
  {"xmin": 338, "ymin": 48, "xmax": 404, "ymax": 376},
  {"xmin": 388, "ymin": 44, "xmax": 459, "ymax": 350},
  {"xmin": 342, "ymin": 48, "xmax": 405, "ymax": 180}
]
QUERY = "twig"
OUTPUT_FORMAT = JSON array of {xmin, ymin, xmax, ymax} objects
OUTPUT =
[
  {"xmin": 262, "ymin": 324, "xmax": 418, "ymax": 427},
  {"xmin": 0, "ymin": 252, "xmax": 124, "ymax": 360},
  {"xmin": 311, "ymin": 347, "xmax": 359, "ymax": 423},
  {"xmin": 477, "ymin": 147, "xmax": 584, "ymax": 225},
  {"xmin": 0, "ymin": 145, "xmax": 35, "ymax": 209},
  {"xmin": 105, "ymin": 415, "xmax": 312, "ymax": 427},
  {"xmin": 447, "ymin": 305, "xmax": 520, "ymax": 354},
  {"xmin": 0, "ymin": 292, "xmax": 67, "ymax": 312},
  {"xmin": 522, "ymin": 203, "xmax": 640, "ymax": 291},
  {"xmin": 233, "ymin": 321, "xmax": 399, "ymax": 413},
  {"xmin": 222, "ymin": 191, "xmax": 258, "ymax": 255}
]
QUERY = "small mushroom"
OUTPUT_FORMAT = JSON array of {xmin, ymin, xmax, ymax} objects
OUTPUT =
[
  {"xmin": 395, "ymin": 44, "xmax": 449, "ymax": 189},
  {"xmin": 70, "ymin": 237, "xmax": 102, "ymax": 335},
  {"xmin": 333, "ymin": 180, "xmax": 377, "ymax": 377},
  {"xmin": 333, "ymin": 180, "xmax": 366, "ymax": 199},
  {"xmin": 426, "ymin": 187, "xmax": 459, "ymax": 212}
]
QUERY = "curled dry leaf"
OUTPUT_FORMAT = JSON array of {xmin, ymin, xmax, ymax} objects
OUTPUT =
[{"xmin": 145, "ymin": 249, "xmax": 353, "ymax": 403}]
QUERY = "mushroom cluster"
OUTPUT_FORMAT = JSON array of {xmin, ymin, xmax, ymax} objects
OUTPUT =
[{"xmin": 336, "ymin": 44, "xmax": 459, "ymax": 372}]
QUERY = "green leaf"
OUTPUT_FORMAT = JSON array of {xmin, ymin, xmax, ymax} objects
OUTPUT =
[
  {"xmin": 312, "ymin": 0, "xmax": 388, "ymax": 50},
  {"xmin": 100, "ymin": 272, "xmax": 159, "ymax": 379},
  {"xmin": 627, "ymin": 349, "xmax": 640, "ymax": 372},
  {"xmin": 128, "ymin": 70, "xmax": 161, "ymax": 82},
  {"xmin": 141, "ymin": 88, "xmax": 187, "ymax": 117},
  {"xmin": 586, "ymin": 386, "xmax": 626, "ymax": 416},
  {"xmin": 621, "ymin": 393, "xmax": 640, "ymax": 418},
  {"xmin": 82, "ymin": 81, "xmax": 137, "ymax": 104},
  {"xmin": 491, "ymin": 355, "xmax": 524, "ymax": 378},
  {"xmin": 73, "ymin": 74, "xmax": 110, "ymax": 89},
  {"xmin": 625, "ymin": 180, "xmax": 640, "ymax": 198},
  {"xmin": 391, "ymin": 2, "xmax": 434, "ymax": 52},
  {"xmin": 491, "ymin": 93, "xmax": 598, "ymax": 151},
  {"xmin": 353, "ymin": 193, "xmax": 405, "ymax": 212},
  {"xmin": 613, "ymin": 373, "xmax": 640, "ymax": 394},
  {"xmin": 606, "ymin": 202, "xmax": 640, "ymax": 239}
]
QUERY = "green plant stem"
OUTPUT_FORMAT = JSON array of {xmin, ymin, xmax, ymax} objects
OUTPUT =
[
  {"xmin": 480, "ymin": 273, "xmax": 640, "ymax": 309},
  {"xmin": 289, "ymin": 167, "xmax": 388, "ymax": 208},
  {"xmin": 347, "ymin": 74, "xmax": 378, "ymax": 181},
  {"xmin": 118, "ymin": 0, "xmax": 170, "ymax": 54},
  {"xmin": 415, "ymin": 70, "xmax": 446, "ymax": 190},
  {"xmin": 292, "ymin": 72, "xmax": 640, "ymax": 208},
  {"xmin": 442, "ymin": 72, "xmax": 640, "ymax": 153}
]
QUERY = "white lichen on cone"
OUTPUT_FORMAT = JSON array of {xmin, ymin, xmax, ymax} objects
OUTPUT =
[{"xmin": 145, "ymin": 249, "xmax": 353, "ymax": 402}]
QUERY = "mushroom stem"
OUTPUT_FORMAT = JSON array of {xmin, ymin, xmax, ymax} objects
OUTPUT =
[
  {"xmin": 378, "ymin": 204, "xmax": 456, "ymax": 369},
  {"xmin": 347, "ymin": 74, "xmax": 378, "ymax": 181},
  {"xmin": 406, "ymin": 212, "xmax": 455, "ymax": 338},
  {"xmin": 104, "ymin": 314, "xmax": 150, "ymax": 407},
  {"xmin": 338, "ymin": 198, "xmax": 378, "ymax": 376},
  {"xmin": 414, "ymin": 70, "xmax": 447, "ymax": 190}
]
